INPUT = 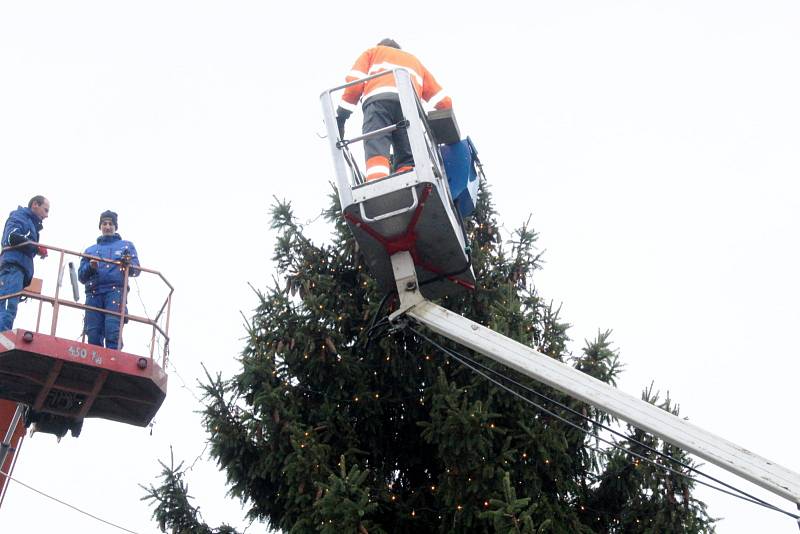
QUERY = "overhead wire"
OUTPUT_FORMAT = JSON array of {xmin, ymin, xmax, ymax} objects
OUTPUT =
[
  {"xmin": 0, "ymin": 469, "xmax": 142, "ymax": 534},
  {"xmin": 411, "ymin": 325, "xmax": 798, "ymax": 519},
  {"xmin": 410, "ymin": 324, "xmax": 781, "ymax": 510},
  {"xmin": 406, "ymin": 325, "xmax": 800, "ymax": 521},
  {"xmin": 132, "ymin": 277, "xmax": 166, "ymax": 358},
  {"xmin": 130, "ymin": 277, "xmax": 200, "ymax": 407}
]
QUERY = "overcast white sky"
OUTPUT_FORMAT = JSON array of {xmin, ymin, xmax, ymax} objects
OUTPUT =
[{"xmin": 1, "ymin": 1, "xmax": 799, "ymax": 532}]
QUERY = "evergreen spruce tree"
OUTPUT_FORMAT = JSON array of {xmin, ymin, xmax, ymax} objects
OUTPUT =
[{"xmin": 145, "ymin": 184, "xmax": 715, "ymax": 533}]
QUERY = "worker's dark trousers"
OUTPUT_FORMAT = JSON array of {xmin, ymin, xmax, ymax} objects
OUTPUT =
[{"xmin": 362, "ymin": 98, "xmax": 414, "ymax": 172}]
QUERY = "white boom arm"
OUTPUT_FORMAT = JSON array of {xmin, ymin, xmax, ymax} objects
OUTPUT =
[{"xmin": 389, "ymin": 251, "xmax": 800, "ymax": 508}]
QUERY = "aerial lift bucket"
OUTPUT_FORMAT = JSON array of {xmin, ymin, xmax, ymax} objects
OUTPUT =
[{"xmin": 321, "ymin": 68, "xmax": 475, "ymax": 299}]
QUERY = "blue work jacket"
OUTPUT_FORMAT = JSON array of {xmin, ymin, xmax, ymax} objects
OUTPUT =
[
  {"xmin": 0, "ymin": 206, "xmax": 43, "ymax": 286},
  {"xmin": 78, "ymin": 234, "xmax": 140, "ymax": 294}
]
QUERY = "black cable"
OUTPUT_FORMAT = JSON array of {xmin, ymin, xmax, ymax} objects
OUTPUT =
[
  {"xmin": 408, "ymin": 326, "xmax": 800, "ymax": 521},
  {"xmin": 362, "ymin": 291, "xmax": 397, "ymax": 353},
  {"xmin": 408, "ymin": 324, "xmax": 790, "ymax": 512},
  {"xmin": 414, "ymin": 328, "xmax": 800, "ymax": 519},
  {"xmin": 368, "ymin": 291, "xmax": 395, "ymax": 334},
  {"xmin": 364, "ymin": 318, "xmax": 391, "ymax": 352},
  {"xmin": 0, "ymin": 469, "xmax": 142, "ymax": 533},
  {"xmin": 411, "ymin": 325, "xmax": 781, "ymax": 512}
]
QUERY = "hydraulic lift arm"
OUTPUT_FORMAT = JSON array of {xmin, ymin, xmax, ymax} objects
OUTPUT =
[{"xmin": 389, "ymin": 251, "xmax": 800, "ymax": 509}]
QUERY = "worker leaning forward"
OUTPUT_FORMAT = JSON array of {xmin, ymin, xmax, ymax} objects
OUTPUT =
[
  {"xmin": 335, "ymin": 38, "xmax": 453, "ymax": 181},
  {"xmin": 0, "ymin": 196, "xmax": 50, "ymax": 331},
  {"xmin": 78, "ymin": 210, "xmax": 140, "ymax": 350}
]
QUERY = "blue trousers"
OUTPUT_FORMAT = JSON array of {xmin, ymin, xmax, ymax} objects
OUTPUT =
[
  {"xmin": 85, "ymin": 288, "xmax": 124, "ymax": 350},
  {"xmin": 0, "ymin": 264, "xmax": 24, "ymax": 332}
]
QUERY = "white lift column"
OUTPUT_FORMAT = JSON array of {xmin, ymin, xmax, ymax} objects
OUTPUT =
[{"xmin": 389, "ymin": 251, "xmax": 800, "ymax": 509}]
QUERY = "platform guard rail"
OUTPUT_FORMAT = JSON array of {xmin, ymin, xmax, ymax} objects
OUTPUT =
[{"xmin": 0, "ymin": 242, "xmax": 172, "ymax": 369}]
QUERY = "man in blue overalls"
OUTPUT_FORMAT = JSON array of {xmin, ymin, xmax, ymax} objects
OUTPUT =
[
  {"xmin": 0, "ymin": 196, "xmax": 50, "ymax": 331},
  {"xmin": 78, "ymin": 210, "xmax": 140, "ymax": 349}
]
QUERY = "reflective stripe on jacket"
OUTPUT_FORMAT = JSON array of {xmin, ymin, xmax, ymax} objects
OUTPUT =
[{"xmin": 340, "ymin": 45, "xmax": 452, "ymax": 112}]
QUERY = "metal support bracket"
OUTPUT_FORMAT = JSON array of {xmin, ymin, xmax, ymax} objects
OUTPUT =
[{"xmin": 389, "ymin": 251, "xmax": 424, "ymax": 320}]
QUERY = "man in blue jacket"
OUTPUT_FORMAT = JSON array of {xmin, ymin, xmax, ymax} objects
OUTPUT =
[
  {"xmin": 0, "ymin": 196, "xmax": 50, "ymax": 331},
  {"xmin": 78, "ymin": 210, "xmax": 140, "ymax": 350}
]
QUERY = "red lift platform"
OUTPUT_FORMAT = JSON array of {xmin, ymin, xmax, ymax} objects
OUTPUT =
[
  {"xmin": 0, "ymin": 243, "xmax": 173, "ymax": 442},
  {"xmin": 0, "ymin": 327, "xmax": 167, "ymax": 434}
]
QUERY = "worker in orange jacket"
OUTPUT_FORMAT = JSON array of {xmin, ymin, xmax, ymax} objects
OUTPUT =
[{"xmin": 336, "ymin": 39, "xmax": 453, "ymax": 181}]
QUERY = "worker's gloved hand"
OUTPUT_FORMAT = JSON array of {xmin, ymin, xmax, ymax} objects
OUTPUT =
[
  {"xmin": 336, "ymin": 116, "xmax": 347, "ymax": 138},
  {"xmin": 8, "ymin": 233, "xmax": 27, "ymax": 246},
  {"xmin": 36, "ymin": 245, "xmax": 48, "ymax": 258},
  {"xmin": 335, "ymin": 106, "xmax": 352, "ymax": 139},
  {"xmin": 89, "ymin": 259, "xmax": 99, "ymax": 271}
]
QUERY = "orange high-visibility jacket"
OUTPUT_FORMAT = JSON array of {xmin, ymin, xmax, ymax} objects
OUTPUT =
[{"xmin": 339, "ymin": 45, "xmax": 452, "ymax": 114}]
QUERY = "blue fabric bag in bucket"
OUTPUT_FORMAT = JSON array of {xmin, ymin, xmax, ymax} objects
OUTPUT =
[{"xmin": 440, "ymin": 137, "xmax": 480, "ymax": 217}]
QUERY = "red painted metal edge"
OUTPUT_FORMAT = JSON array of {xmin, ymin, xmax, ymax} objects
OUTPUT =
[
  {"xmin": 0, "ymin": 400, "xmax": 26, "ymax": 504},
  {"xmin": 0, "ymin": 330, "xmax": 168, "ymax": 392},
  {"xmin": 344, "ymin": 184, "xmax": 474, "ymax": 290}
]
